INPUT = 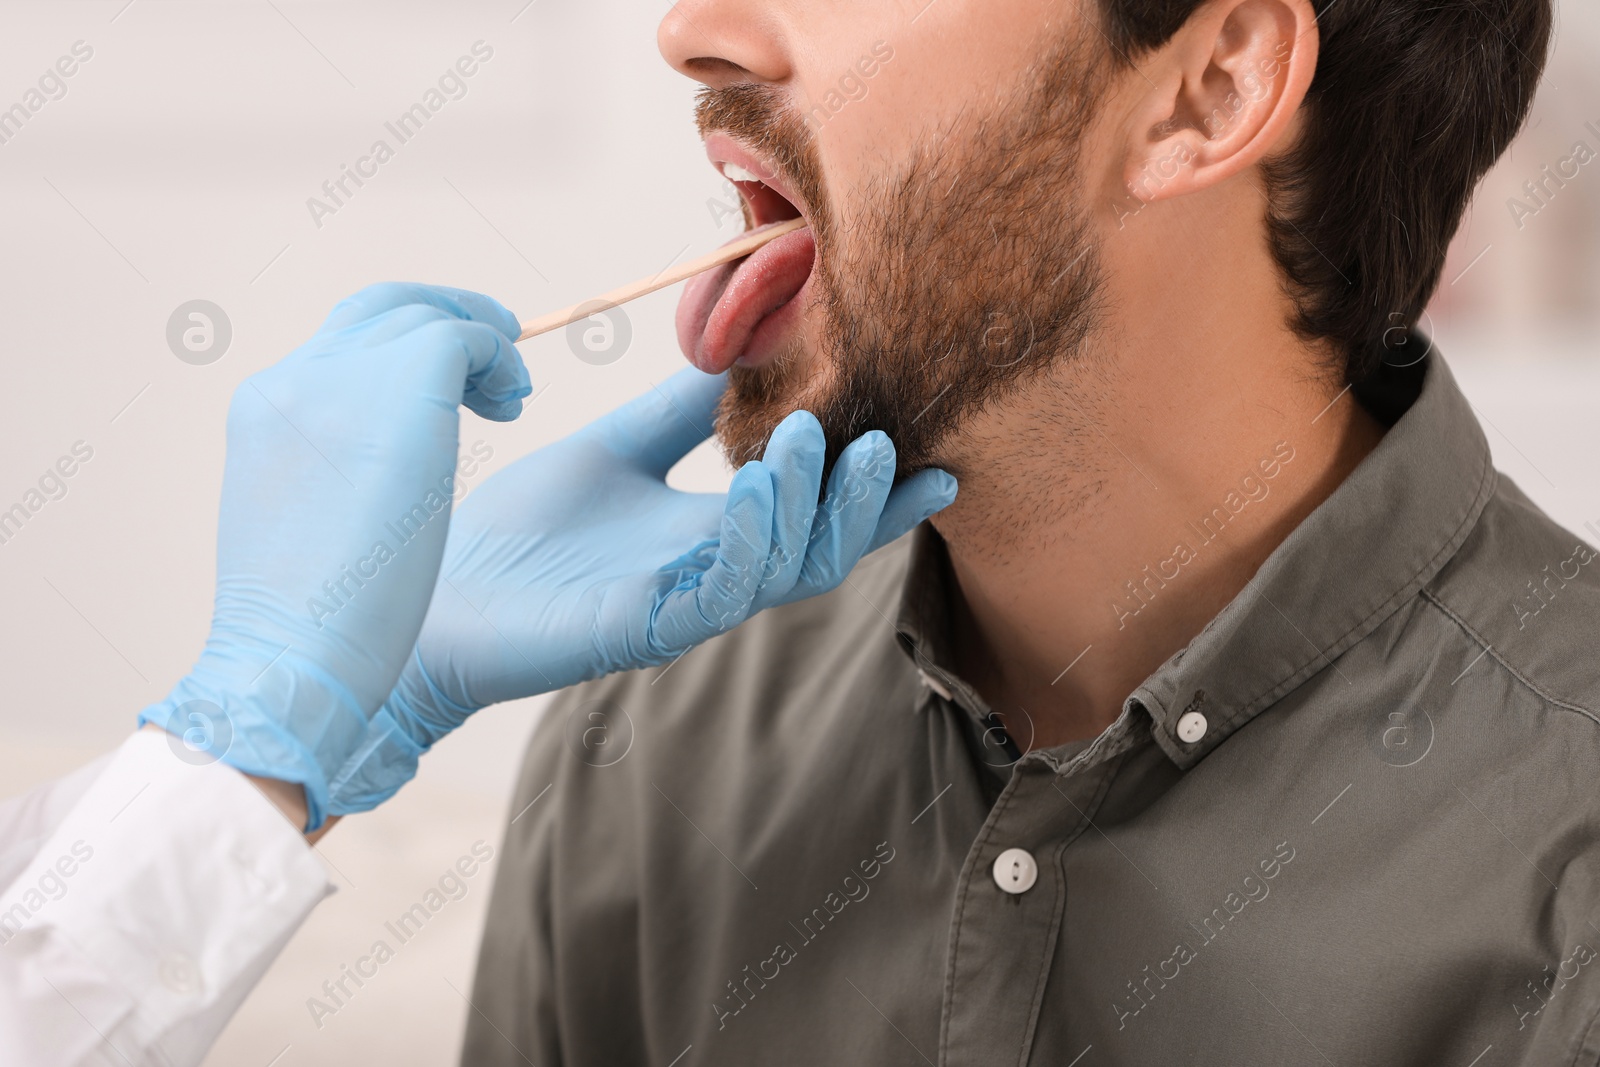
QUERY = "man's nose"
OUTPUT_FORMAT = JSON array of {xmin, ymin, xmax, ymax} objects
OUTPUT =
[{"xmin": 658, "ymin": 0, "xmax": 793, "ymax": 87}]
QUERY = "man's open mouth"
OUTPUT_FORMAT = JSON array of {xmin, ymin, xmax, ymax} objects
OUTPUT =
[{"xmin": 676, "ymin": 134, "xmax": 816, "ymax": 374}]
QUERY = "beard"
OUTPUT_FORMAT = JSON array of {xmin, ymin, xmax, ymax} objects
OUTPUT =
[{"xmin": 698, "ymin": 29, "xmax": 1112, "ymax": 479}]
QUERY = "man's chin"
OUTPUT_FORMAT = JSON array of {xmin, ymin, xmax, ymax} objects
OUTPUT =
[{"xmin": 714, "ymin": 335, "xmax": 836, "ymax": 467}]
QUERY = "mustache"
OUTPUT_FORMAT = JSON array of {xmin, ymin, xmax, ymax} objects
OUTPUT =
[{"xmin": 693, "ymin": 83, "xmax": 830, "ymax": 240}]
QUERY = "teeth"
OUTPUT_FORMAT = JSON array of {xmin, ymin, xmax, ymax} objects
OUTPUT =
[{"xmin": 722, "ymin": 162, "xmax": 762, "ymax": 184}]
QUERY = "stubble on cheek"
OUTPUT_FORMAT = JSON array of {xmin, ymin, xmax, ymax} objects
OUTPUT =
[{"xmin": 710, "ymin": 25, "xmax": 1111, "ymax": 479}]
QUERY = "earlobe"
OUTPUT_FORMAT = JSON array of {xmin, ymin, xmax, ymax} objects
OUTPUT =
[{"xmin": 1119, "ymin": 0, "xmax": 1317, "ymax": 207}]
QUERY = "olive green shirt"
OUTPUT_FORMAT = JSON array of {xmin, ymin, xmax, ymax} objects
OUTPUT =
[{"xmin": 465, "ymin": 354, "xmax": 1600, "ymax": 1066}]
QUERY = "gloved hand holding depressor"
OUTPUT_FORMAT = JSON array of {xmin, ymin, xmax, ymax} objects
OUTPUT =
[
  {"xmin": 326, "ymin": 369, "xmax": 958, "ymax": 814},
  {"xmin": 138, "ymin": 283, "xmax": 531, "ymax": 831}
]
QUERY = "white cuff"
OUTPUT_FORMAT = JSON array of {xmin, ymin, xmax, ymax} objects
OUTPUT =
[{"xmin": 0, "ymin": 730, "xmax": 334, "ymax": 1067}]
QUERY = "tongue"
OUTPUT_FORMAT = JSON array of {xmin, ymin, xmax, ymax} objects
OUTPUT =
[{"xmin": 676, "ymin": 225, "xmax": 815, "ymax": 373}]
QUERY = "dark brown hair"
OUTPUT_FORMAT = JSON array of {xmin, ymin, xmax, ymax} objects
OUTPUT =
[{"xmin": 1102, "ymin": 0, "xmax": 1554, "ymax": 383}]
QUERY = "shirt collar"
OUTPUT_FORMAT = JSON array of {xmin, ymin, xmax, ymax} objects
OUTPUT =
[
  {"xmin": 894, "ymin": 350, "xmax": 1497, "ymax": 771},
  {"xmin": 895, "ymin": 525, "xmax": 1000, "ymax": 722}
]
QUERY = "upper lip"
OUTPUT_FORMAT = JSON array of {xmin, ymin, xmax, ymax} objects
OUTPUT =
[{"xmin": 704, "ymin": 132, "xmax": 811, "ymax": 230}]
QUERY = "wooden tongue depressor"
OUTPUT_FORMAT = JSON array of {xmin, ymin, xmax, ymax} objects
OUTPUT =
[{"xmin": 515, "ymin": 217, "xmax": 808, "ymax": 343}]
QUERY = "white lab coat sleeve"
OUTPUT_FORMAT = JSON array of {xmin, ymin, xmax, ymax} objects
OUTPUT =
[
  {"xmin": 0, "ymin": 730, "xmax": 334, "ymax": 1067},
  {"xmin": 0, "ymin": 751, "xmax": 113, "ymax": 892}
]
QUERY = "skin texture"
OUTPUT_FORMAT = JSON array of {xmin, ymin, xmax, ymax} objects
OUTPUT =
[{"xmin": 660, "ymin": 0, "xmax": 1387, "ymax": 748}]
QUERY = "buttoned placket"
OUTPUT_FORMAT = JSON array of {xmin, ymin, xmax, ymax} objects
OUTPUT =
[
  {"xmin": 900, "ymin": 556, "xmax": 1166, "ymax": 1065},
  {"xmin": 935, "ymin": 730, "xmax": 1130, "ymax": 1066}
]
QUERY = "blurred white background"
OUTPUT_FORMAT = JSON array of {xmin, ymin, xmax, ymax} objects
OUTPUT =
[{"xmin": 0, "ymin": 1, "xmax": 1593, "ymax": 1064}]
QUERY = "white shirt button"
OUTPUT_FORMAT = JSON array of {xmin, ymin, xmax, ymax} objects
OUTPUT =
[
  {"xmin": 1177, "ymin": 710, "xmax": 1208, "ymax": 744},
  {"xmin": 992, "ymin": 848, "xmax": 1038, "ymax": 894},
  {"xmin": 158, "ymin": 953, "xmax": 202, "ymax": 995}
]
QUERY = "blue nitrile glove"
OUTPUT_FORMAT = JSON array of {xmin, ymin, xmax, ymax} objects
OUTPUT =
[
  {"xmin": 138, "ymin": 283, "xmax": 531, "ymax": 830},
  {"xmin": 327, "ymin": 369, "xmax": 957, "ymax": 813}
]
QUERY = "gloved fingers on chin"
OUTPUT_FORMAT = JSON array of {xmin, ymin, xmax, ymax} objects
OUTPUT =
[
  {"xmin": 863, "ymin": 467, "xmax": 959, "ymax": 557},
  {"xmin": 648, "ymin": 461, "xmax": 774, "ymax": 654},
  {"xmin": 791, "ymin": 429, "xmax": 897, "ymax": 596},
  {"xmin": 756, "ymin": 410, "xmax": 827, "ymax": 597},
  {"xmin": 318, "ymin": 282, "xmax": 521, "ymax": 342},
  {"xmin": 584, "ymin": 368, "xmax": 728, "ymax": 479}
]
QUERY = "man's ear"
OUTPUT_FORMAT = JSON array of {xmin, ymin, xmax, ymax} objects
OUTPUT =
[{"xmin": 1117, "ymin": 0, "xmax": 1318, "ymax": 206}]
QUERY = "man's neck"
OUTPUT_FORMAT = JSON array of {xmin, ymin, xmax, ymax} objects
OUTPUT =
[{"xmin": 931, "ymin": 335, "xmax": 1386, "ymax": 751}]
